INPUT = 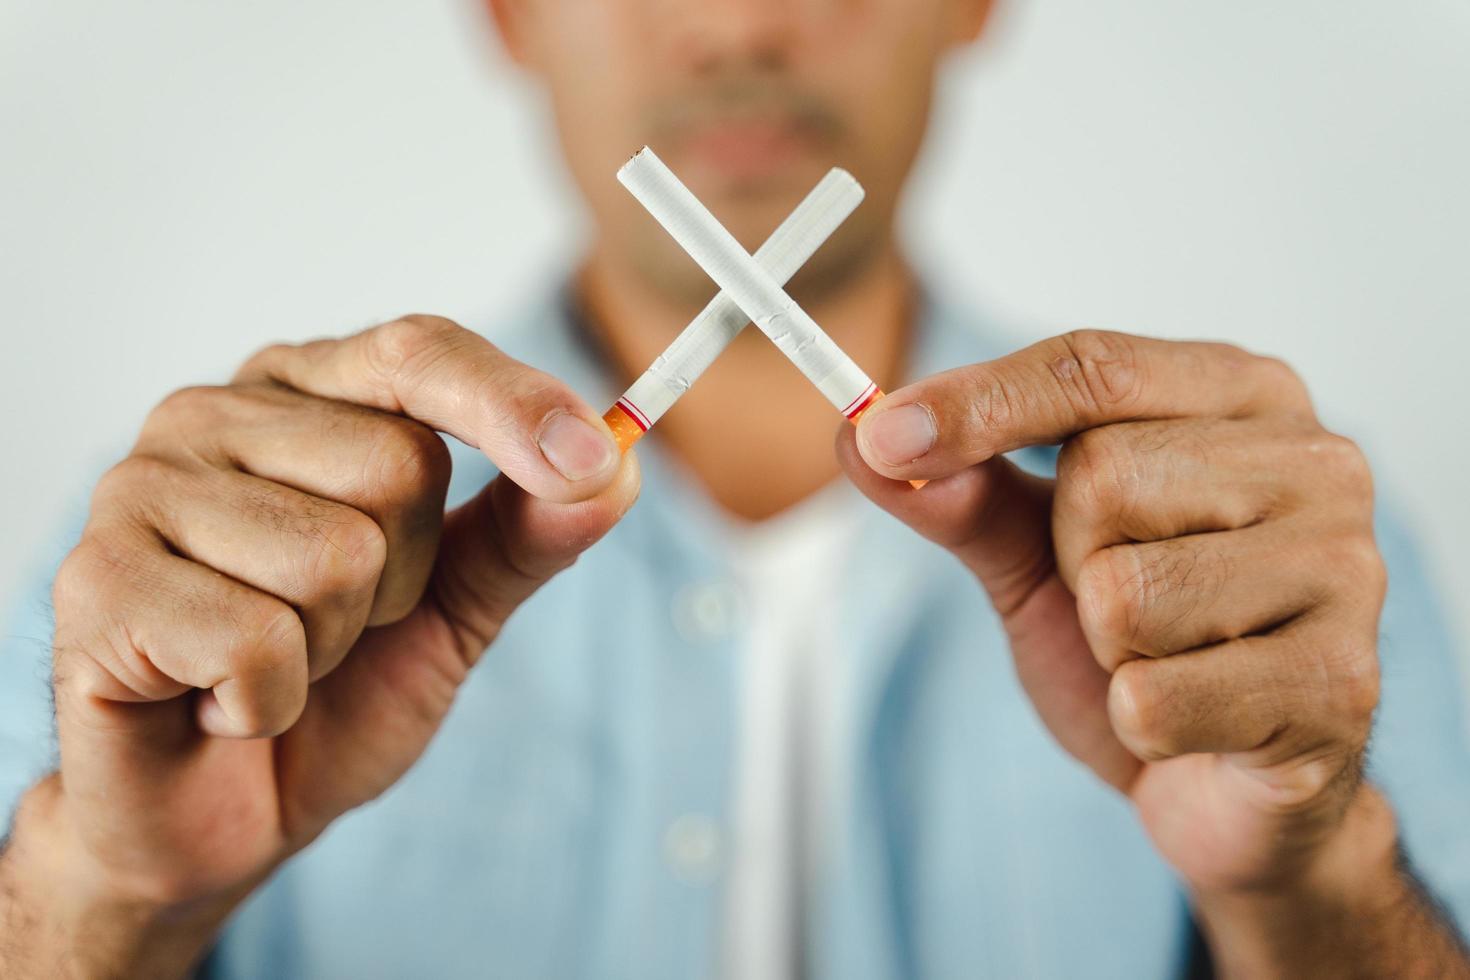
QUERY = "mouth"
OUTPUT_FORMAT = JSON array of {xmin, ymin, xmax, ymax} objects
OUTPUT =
[{"xmin": 665, "ymin": 114, "xmax": 835, "ymax": 188}]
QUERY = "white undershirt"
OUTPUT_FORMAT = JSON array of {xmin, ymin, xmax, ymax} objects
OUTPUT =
[{"xmin": 717, "ymin": 482, "xmax": 862, "ymax": 980}]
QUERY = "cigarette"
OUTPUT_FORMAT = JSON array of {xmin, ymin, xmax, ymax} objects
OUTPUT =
[
  {"xmin": 616, "ymin": 146, "xmax": 925, "ymax": 488},
  {"xmin": 602, "ymin": 166, "xmax": 864, "ymax": 451}
]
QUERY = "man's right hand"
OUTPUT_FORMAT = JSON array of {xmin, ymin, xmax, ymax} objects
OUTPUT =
[{"xmin": 0, "ymin": 315, "xmax": 639, "ymax": 977}]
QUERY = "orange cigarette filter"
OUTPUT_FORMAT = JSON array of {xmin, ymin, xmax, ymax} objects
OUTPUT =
[{"xmin": 603, "ymin": 403, "xmax": 645, "ymax": 453}]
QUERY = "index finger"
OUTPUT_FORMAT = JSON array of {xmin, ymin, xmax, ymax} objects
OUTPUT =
[
  {"xmin": 235, "ymin": 314, "xmax": 621, "ymax": 503},
  {"xmin": 854, "ymin": 329, "xmax": 1313, "ymax": 481}
]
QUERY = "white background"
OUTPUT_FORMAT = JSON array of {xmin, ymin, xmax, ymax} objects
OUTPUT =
[{"xmin": 2, "ymin": 2, "xmax": 1467, "ymax": 666}]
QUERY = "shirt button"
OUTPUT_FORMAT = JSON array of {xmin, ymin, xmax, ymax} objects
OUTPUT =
[
  {"xmin": 671, "ymin": 581, "xmax": 743, "ymax": 643},
  {"xmin": 663, "ymin": 813, "xmax": 724, "ymax": 883}
]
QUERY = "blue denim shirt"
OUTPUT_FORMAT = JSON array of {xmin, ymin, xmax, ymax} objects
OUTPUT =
[{"xmin": 3, "ymin": 290, "xmax": 1468, "ymax": 979}]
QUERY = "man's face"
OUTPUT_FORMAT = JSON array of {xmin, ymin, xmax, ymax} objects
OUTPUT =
[{"xmin": 491, "ymin": 0, "xmax": 991, "ymax": 307}]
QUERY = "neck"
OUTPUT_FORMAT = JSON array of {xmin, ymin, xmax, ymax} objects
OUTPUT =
[{"xmin": 576, "ymin": 240, "xmax": 916, "ymax": 522}]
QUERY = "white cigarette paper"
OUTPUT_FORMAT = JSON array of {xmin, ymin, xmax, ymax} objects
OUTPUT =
[
  {"xmin": 614, "ymin": 167, "xmax": 865, "ymax": 431},
  {"xmin": 617, "ymin": 147, "xmax": 881, "ymax": 419}
]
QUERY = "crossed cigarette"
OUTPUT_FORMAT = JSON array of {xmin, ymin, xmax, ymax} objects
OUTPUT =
[{"xmin": 605, "ymin": 148, "xmax": 914, "ymax": 483}]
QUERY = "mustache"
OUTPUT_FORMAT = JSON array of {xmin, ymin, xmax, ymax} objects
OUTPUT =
[{"xmin": 643, "ymin": 75, "xmax": 846, "ymax": 146}]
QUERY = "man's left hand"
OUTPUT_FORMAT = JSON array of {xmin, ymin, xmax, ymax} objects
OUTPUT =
[{"xmin": 837, "ymin": 329, "xmax": 1385, "ymax": 897}]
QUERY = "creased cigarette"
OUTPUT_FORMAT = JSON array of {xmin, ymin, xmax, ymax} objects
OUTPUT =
[
  {"xmin": 615, "ymin": 146, "xmax": 925, "ymax": 488},
  {"xmin": 603, "ymin": 166, "xmax": 863, "ymax": 451}
]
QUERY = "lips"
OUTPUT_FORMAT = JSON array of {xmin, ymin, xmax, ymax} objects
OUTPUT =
[{"xmin": 671, "ymin": 116, "xmax": 827, "ymax": 186}]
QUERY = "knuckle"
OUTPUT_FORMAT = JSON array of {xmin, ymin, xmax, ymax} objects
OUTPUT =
[
  {"xmin": 369, "ymin": 319, "xmax": 430, "ymax": 375},
  {"xmin": 367, "ymin": 315, "xmax": 463, "ymax": 377},
  {"xmin": 1343, "ymin": 530, "xmax": 1386, "ymax": 578},
  {"xmin": 370, "ymin": 418, "xmax": 453, "ymax": 503},
  {"xmin": 232, "ymin": 598, "xmax": 307, "ymax": 680},
  {"xmin": 1108, "ymin": 663, "xmax": 1175, "ymax": 759},
  {"xmin": 53, "ymin": 542, "xmax": 184, "ymax": 700},
  {"xmin": 1342, "ymin": 657, "xmax": 1381, "ymax": 727},
  {"xmin": 237, "ymin": 342, "xmax": 296, "ymax": 379},
  {"xmin": 52, "ymin": 540, "xmax": 120, "ymax": 616},
  {"xmin": 1059, "ymin": 428, "xmax": 1132, "ymax": 520},
  {"xmin": 156, "ymin": 383, "xmax": 221, "ymax": 416},
  {"xmin": 1310, "ymin": 432, "xmax": 1374, "ymax": 493},
  {"xmin": 1052, "ymin": 330, "xmax": 1144, "ymax": 414},
  {"xmin": 1075, "ymin": 548, "xmax": 1136, "ymax": 647},
  {"xmin": 1206, "ymin": 341, "xmax": 1257, "ymax": 375},
  {"xmin": 304, "ymin": 508, "xmax": 388, "ymax": 603},
  {"xmin": 1306, "ymin": 628, "xmax": 1380, "ymax": 734},
  {"xmin": 50, "ymin": 551, "xmax": 86, "ymax": 615},
  {"xmin": 146, "ymin": 384, "xmax": 227, "ymax": 431},
  {"xmin": 1204, "ymin": 340, "xmax": 1240, "ymax": 359},
  {"xmin": 1251, "ymin": 353, "xmax": 1315, "ymax": 413},
  {"xmin": 1254, "ymin": 354, "xmax": 1306, "ymax": 393},
  {"xmin": 90, "ymin": 455, "xmax": 176, "ymax": 511},
  {"xmin": 1335, "ymin": 654, "xmax": 1381, "ymax": 728},
  {"xmin": 1327, "ymin": 532, "xmax": 1387, "ymax": 601}
]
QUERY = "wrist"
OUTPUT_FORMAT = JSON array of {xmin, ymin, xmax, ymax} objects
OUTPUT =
[
  {"xmin": 1, "ymin": 776, "xmax": 242, "ymax": 979},
  {"xmin": 1191, "ymin": 784, "xmax": 1407, "ymax": 978}
]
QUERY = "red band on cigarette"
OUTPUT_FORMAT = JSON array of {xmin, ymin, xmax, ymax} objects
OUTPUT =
[
  {"xmin": 616, "ymin": 398, "xmax": 651, "ymax": 431},
  {"xmin": 842, "ymin": 383, "xmax": 881, "ymax": 419}
]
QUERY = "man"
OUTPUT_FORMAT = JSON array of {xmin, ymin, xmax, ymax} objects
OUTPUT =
[{"xmin": 2, "ymin": 0, "xmax": 1468, "ymax": 976}]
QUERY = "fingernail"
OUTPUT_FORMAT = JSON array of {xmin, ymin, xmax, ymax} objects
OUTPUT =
[
  {"xmin": 538, "ymin": 413, "xmax": 618, "ymax": 482},
  {"xmin": 862, "ymin": 403, "xmax": 936, "ymax": 466}
]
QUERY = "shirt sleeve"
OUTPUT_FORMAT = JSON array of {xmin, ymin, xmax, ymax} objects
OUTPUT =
[
  {"xmin": 0, "ymin": 516, "xmax": 83, "ymax": 841},
  {"xmin": 1368, "ymin": 501, "xmax": 1470, "ymax": 934}
]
